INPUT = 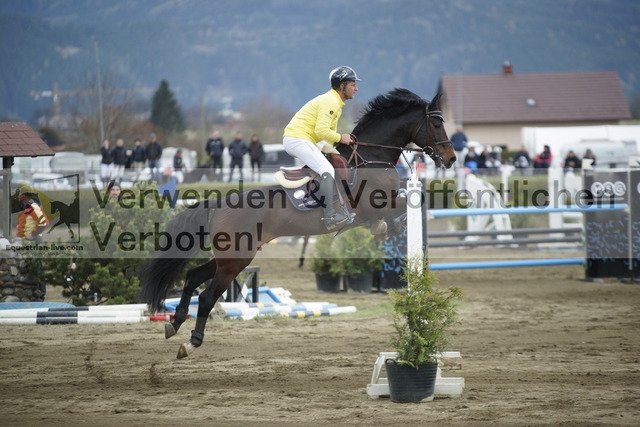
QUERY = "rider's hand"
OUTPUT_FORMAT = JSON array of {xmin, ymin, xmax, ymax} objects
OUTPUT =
[{"xmin": 339, "ymin": 134, "xmax": 353, "ymax": 145}]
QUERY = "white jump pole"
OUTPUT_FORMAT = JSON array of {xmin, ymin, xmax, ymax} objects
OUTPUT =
[{"xmin": 406, "ymin": 164, "xmax": 424, "ymax": 274}]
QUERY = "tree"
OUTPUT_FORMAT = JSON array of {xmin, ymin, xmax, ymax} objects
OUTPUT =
[{"xmin": 150, "ymin": 80, "xmax": 185, "ymax": 134}]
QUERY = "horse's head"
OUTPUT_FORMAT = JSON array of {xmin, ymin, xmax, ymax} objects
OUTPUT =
[
  {"xmin": 419, "ymin": 91, "xmax": 456, "ymax": 169},
  {"xmin": 350, "ymin": 88, "xmax": 456, "ymax": 168}
]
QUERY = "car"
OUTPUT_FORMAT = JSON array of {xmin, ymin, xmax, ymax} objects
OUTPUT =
[{"xmin": 30, "ymin": 172, "xmax": 73, "ymax": 190}]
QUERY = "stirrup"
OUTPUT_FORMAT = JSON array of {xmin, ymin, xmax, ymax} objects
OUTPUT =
[
  {"xmin": 323, "ymin": 211, "xmax": 356, "ymax": 230},
  {"xmin": 340, "ymin": 205, "xmax": 356, "ymax": 224}
]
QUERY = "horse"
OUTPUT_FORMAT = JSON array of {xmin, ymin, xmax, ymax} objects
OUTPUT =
[
  {"xmin": 48, "ymin": 198, "xmax": 80, "ymax": 240},
  {"xmin": 140, "ymin": 88, "xmax": 456, "ymax": 358}
]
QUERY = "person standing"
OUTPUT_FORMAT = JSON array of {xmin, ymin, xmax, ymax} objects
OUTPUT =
[
  {"xmin": 99, "ymin": 139, "xmax": 113, "ymax": 187},
  {"xmin": 205, "ymin": 130, "xmax": 225, "ymax": 181},
  {"xmin": 131, "ymin": 138, "xmax": 147, "ymax": 182},
  {"xmin": 145, "ymin": 132, "xmax": 163, "ymax": 181},
  {"xmin": 111, "ymin": 138, "xmax": 127, "ymax": 183},
  {"xmin": 583, "ymin": 148, "xmax": 597, "ymax": 169},
  {"xmin": 282, "ymin": 66, "xmax": 359, "ymax": 230},
  {"xmin": 451, "ymin": 127, "xmax": 468, "ymax": 169},
  {"xmin": 173, "ymin": 149, "xmax": 185, "ymax": 184},
  {"xmin": 227, "ymin": 132, "xmax": 247, "ymax": 182},
  {"xmin": 248, "ymin": 134, "xmax": 265, "ymax": 182}
]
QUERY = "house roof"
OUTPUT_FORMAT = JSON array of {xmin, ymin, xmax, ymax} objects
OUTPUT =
[
  {"xmin": 0, "ymin": 122, "xmax": 54, "ymax": 157},
  {"xmin": 440, "ymin": 70, "xmax": 631, "ymax": 124}
]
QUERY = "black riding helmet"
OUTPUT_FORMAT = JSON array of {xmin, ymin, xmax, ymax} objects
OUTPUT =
[{"xmin": 329, "ymin": 66, "xmax": 361, "ymax": 90}]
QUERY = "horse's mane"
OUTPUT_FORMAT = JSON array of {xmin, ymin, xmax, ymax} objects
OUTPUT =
[{"xmin": 354, "ymin": 88, "xmax": 428, "ymax": 131}]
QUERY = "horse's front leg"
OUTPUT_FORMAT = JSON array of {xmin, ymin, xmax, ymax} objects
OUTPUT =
[{"xmin": 370, "ymin": 195, "xmax": 408, "ymax": 240}]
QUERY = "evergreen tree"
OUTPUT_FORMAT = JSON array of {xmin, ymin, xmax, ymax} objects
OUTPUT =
[{"xmin": 150, "ymin": 80, "xmax": 185, "ymax": 133}]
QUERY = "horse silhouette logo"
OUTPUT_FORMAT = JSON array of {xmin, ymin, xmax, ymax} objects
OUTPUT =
[{"xmin": 48, "ymin": 191, "xmax": 80, "ymax": 240}]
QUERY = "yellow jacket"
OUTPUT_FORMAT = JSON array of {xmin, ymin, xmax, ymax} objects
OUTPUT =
[{"xmin": 284, "ymin": 89, "xmax": 344, "ymax": 143}]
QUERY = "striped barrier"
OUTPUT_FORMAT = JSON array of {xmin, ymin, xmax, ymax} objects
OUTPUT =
[
  {"xmin": 215, "ymin": 302, "xmax": 356, "ymax": 320},
  {"xmin": 0, "ymin": 303, "xmax": 151, "ymax": 325},
  {"xmin": 428, "ymin": 203, "xmax": 628, "ymax": 218},
  {"xmin": 0, "ymin": 309, "xmax": 145, "ymax": 318},
  {"xmin": 430, "ymin": 258, "xmax": 584, "ymax": 270},
  {"xmin": 276, "ymin": 306, "xmax": 357, "ymax": 319},
  {"xmin": 0, "ymin": 316, "xmax": 149, "ymax": 325}
]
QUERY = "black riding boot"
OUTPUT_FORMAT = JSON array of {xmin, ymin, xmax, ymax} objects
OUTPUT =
[{"xmin": 317, "ymin": 172, "xmax": 355, "ymax": 230}]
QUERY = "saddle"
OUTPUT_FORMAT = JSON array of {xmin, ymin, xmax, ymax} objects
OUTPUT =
[
  {"xmin": 274, "ymin": 154, "xmax": 352, "ymax": 212},
  {"xmin": 274, "ymin": 154, "xmax": 350, "ymax": 188}
]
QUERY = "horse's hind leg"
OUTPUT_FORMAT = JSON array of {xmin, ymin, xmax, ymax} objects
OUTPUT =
[
  {"xmin": 165, "ymin": 258, "xmax": 217, "ymax": 339},
  {"xmin": 177, "ymin": 259, "xmax": 248, "ymax": 359},
  {"xmin": 65, "ymin": 222, "xmax": 75, "ymax": 240}
]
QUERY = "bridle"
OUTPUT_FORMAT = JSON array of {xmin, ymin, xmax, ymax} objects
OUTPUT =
[{"xmin": 347, "ymin": 107, "xmax": 452, "ymax": 168}]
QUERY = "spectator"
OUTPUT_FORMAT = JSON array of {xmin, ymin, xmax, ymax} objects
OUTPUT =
[
  {"xmin": 485, "ymin": 146, "xmax": 502, "ymax": 175},
  {"xmin": 478, "ymin": 147, "xmax": 489, "ymax": 174},
  {"xmin": 158, "ymin": 167, "xmax": 178, "ymax": 208},
  {"xmin": 450, "ymin": 127, "xmax": 468, "ymax": 168},
  {"xmin": 563, "ymin": 150, "xmax": 582, "ymax": 172},
  {"xmin": 248, "ymin": 134, "xmax": 265, "ymax": 182},
  {"xmin": 583, "ymin": 149, "xmax": 597, "ymax": 169},
  {"xmin": 145, "ymin": 133, "xmax": 163, "ymax": 181},
  {"xmin": 205, "ymin": 130, "xmax": 225, "ymax": 181},
  {"xmin": 99, "ymin": 139, "xmax": 113, "ymax": 187},
  {"xmin": 533, "ymin": 145, "xmax": 553, "ymax": 173},
  {"xmin": 227, "ymin": 131, "xmax": 247, "ymax": 182},
  {"xmin": 111, "ymin": 138, "xmax": 127, "ymax": 182},
  {"xmin": 173, "ymin": 149, "xmax": 185, "ymax": 184},
  {"xmin": 512, "ymin": 145, "xmax": 531, "ymax": 172},
  {"xmin": 106, "ymin": 181, "xmax": 122, "ymax": 201},
  {"xmin": 130, "ymin": 138, "xmax": 146, "ymax": 181},
  {"xmin": 464, "ymin": 146, "xmax": 480, "ymax": 172}
]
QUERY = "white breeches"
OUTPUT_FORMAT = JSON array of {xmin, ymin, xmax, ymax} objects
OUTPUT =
[{"xmin": 283, "ymin": 136, "xmax": 334, "ymax": 178}]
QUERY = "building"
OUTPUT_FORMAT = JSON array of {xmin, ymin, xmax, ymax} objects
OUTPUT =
[
  {"xmin": 439, "ymin": 64, "xmax": 632, "ymax": 151},
  {"xmin": 0, "ymin": 122, "xmax": 54, "ymax": 237}
]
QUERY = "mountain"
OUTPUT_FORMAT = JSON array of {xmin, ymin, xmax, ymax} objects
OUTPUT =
[{"xmin": 1, "ymin": 0, "xmax": 639, "ymax": 122}]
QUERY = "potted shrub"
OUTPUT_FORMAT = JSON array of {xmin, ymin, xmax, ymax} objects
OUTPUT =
[
  {"xmin": 310, "ymin": 233, "xmax": 342, "ymax": 292},
  {"xmin": 385, "ymin": 257, "xmax": 462, "ymax": 402},
  {"xmin": 334, "ymin": 226, "xmax": 384, "ymax": 293}
]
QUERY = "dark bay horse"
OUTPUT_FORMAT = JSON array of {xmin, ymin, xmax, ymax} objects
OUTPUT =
[{"xmin": 140, "ymin": 88, "xmax": 455, "ymax": 358}]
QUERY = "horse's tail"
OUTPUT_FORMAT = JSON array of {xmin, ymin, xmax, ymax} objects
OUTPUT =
[{"xmin": 139, "ymin": 202, "xmax": 212, "ymax": 312}]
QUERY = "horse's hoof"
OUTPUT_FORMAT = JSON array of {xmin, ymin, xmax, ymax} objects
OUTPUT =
[
  {"xmin": 177, "ymin": 342, "xmax": 194, "ymax": 359},
  {"xmin": 371, "ymin": 219, "xmax": 388, "ymax": 236},
  {"xmin": 164, "ymin": 322, "xmax": 177, "ymax": 339}
]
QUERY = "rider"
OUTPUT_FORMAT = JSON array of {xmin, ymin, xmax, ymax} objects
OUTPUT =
[{"xmin": 283, "ymin": 66, "xmax": 359, "ymax": 230}]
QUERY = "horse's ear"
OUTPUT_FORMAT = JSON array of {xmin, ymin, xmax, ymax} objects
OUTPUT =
[{"xmin": 429, "ymin": 89, "xmax": 443, "ymax": 111}]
